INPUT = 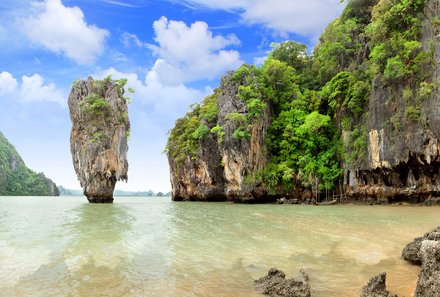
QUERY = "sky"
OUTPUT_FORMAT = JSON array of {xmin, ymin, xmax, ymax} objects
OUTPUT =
[{"xmin": 0, "ymin": 0, "xmax": 345, "ymax": 192}]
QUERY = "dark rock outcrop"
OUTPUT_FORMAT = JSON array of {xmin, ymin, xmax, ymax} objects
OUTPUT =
[
  {"xmin": 254, "ymin": 268, "xmax": 311, "ymax": 297},
  {"xmin": 68, "ymin": 77, "xmax": 130, "ymax": 203},
  {"xmin": 360, "ymin": 273, "xmax": 397, "ymax": 297},
  {"xmin": 402, "ymin": 226, "xmax": 440, "ymax": 264},
  {"xmin": 414, "ymin": 240, "xmax": 440, "ymax": 297}
]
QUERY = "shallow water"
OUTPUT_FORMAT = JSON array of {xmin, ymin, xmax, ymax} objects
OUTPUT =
[{"xmin": 0, "ymin": 196, "xmax": 439, "ymax": 297}]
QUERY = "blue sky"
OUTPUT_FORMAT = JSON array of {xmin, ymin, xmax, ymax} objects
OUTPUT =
[{"xmin": 0, "ymin": 0, "xmax": 345, "ymax": 192}]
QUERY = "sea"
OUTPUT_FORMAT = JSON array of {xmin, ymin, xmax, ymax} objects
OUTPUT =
[{"xmin": 0, "ymin": 196, "xmax": 439, "ymax": 296}]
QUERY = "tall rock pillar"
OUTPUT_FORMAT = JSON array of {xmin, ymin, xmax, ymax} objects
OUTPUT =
[{"xmin": 68, "ymin": 76, "xmax": 130, "ymax": 203}]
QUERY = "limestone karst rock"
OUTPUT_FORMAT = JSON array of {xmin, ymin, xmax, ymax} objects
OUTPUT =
[
  {"xmin": 68, "ymin": 76, "xmax": 130, "ymax": 203},
  {"xmin": 166, "ymin": 0, "xmax": 440, "ymax": 204},
  {"xmin": 166, "ymin": 71, "xmax": 269, "ymax": 202}
]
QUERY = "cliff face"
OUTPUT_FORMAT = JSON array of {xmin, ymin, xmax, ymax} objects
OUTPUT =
[
  {"xmin": 167, "ymin": 0, "xmax": 440, "ymax": 203},
  {"xmin": 168, "ymin": 72, "xmax": 270, "ymax": 202},
  {"xmin": 68, "ymin": 76, "xmax": 130, "ymax": 203},
  {"xmin": 0, "ymin": 131, "xmax": 59, "ymax": 196},
  {"xmin": 346, "ymin": 0, "xmax": 440, "ymax": 202}
]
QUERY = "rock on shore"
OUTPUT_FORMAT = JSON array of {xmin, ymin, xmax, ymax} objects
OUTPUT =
[
  {"xmin": 414, "ymin": 240, "xmax": 440, "ymax": 297},
  {"xmin": 254, "ymin": 268, "xmax": 311, "ymax": 297},
  {"xmin": 360, "ymin": 273, "xmax": 397, "ymax": 297},
  {"xmin": 402, "ymin": 226, "xmax": 440, "ymax": 264}
]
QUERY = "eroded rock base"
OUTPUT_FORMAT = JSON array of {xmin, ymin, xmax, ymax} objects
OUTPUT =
[{"xmin": 86, "ymin": 196, "xmax": 114, "ymax": 203}]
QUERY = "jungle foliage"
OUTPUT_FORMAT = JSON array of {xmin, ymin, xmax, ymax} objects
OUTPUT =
[
  {"xmin": 0, "ymin": 132, "xmax": 59, "ymax": 196},
  {"xmin": 166, "ymin": 0, "xmax": 432, "ymax": 192}
]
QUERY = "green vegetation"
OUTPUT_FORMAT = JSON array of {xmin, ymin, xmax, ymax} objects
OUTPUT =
[
  {"xmin": 78, "ymin": 75, "xmax": 132, "ymax": 142},
  {"xmin": 166, "ymin": 92, "xmax": 220, "ymax": 164},
  {"xmin": 81, "ymin": 93, "xmax": 111, "ymax": 116},
  {"xmin": 0, "ymin": 131, "xmax": 59, "ymax": 196},
  {"xmin": 166, "ymin": 0, "xmax": 434, "ymax": 193}
]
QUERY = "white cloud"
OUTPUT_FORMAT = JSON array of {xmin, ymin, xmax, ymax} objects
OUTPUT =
[
  {"xmin": 100, "ymin": 0, "xmax": 139, "ymax": 8},
  {"xmin": 147, "ymin": 17, "xmax": 243, "ymax": 85},
  {"xmin": 20, "ymin": 74, "xmax": 65, "ymax": 105},
  {"xmin": 121, "ymin": 32, "xmax": 144, "ymax": 48},
  {"xmin": 253, "ymin": 56, "xmax": 267, "ymax": 66},
  {"xmin": 0, "ymin": 71, "xmax": 65, "ymax": 105},
  {"xmin": 0, "ymin": 71, "xmax": 18, "ymax": 95},
  {"xmin": 177, "ymin": 0, "xmax": 345, "ymax": 37},
  {"xmin": 20, "ymin": 0, "xmax": 109, "ymax": 64},
  {"xmin": 94, "ymin": 67, "xmax": 205, "ymax": 118}
]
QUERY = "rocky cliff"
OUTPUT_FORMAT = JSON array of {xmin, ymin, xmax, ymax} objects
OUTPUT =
[
  {"xmin": 68, "ymin": 76, "xmax": 130, "ymax": 203},
  {"xmin": 167, "ymin": 0, "xmax": 440, "ymax": 203},
  {"xmin": 346, "ymin": 0, "xmax": 440, "ymax": 203},
  {"xmin": 0, "ymin": 131, "xmax": 59, "ymax": 196},
  {"xmin": 167, "ymin": 70, "xmax": 271, "ymax": 202}
]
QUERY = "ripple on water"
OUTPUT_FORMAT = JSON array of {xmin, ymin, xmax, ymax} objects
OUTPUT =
[{"xmin": 0, "ymin": 197, "xmax": 439, "ymax": 297}]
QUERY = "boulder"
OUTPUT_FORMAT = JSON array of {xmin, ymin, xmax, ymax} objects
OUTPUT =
[
  {"xmin": 414, "ymin": 240, "xmax": 440, "ymax": 297},
  {"xmin": 360, "ymin": 273, "xmax": 397, "ymax": 297},
  {"xmin": 254, "ymin": 268, "xmax": 311, "ymax": 297},
  {"xmin": 402, "ymin": 226, "xmax": 440, "ymax": 264}
]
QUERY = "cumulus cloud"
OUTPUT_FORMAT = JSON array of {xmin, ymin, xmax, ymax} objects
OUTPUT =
[
  {"xmin": 20, "ymin": 0, "xmax": 109, "ymax": 64},
  {"xmin": 0, "ymin": 71, "xmax": 65, "ymax": 105},
  {"xmin": 94, "ymin": 67, "xmax": 205, "ymax": 118},
  {"xmin": 146, "ymin": 17, "xmax": 243, "ymax": 85},
  {"xmin": 177, "ymin": 0, "xmax": 344, "ymax": 37},
  {"xmin": 20, "ymin": 74, "xmax": 65, "ymax": 105},
  {"xmin": 121, "ymin": 32, "xmax": 144, "ymax": 48},
  {"xmin": 0, "ymin": 71, "xmax": 18, "ymax": 95}
]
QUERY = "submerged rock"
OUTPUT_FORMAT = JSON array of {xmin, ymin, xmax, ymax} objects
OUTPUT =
[
  {"xmin": 68, "ymin": 76, "xmax": 130, "ymax": 203},
  {"xmin": 402, "ymin": 226, "xmax": 440, "ymax": 264},
  {"xmin": 414, "ymin": 240, "xmax": 440, "ymax": 297},
  {"xmin": 360, "ymin": 273, "xmax": 397, "ymax": 297},
  {"xmin": 254, "ymin": 268, "xmax": 311, "ymax": 297}
]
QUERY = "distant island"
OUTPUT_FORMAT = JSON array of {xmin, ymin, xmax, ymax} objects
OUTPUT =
[
  {"xmin": 0, "ymin": 131, "xmax": 59, "ymax": 196},
  {"xmin": 58, "ymin": 186, "xmax": 170, "ymax": 197}
]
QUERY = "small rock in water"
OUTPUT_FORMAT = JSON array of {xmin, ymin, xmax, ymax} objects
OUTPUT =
[
  {"xmin": 254, "ymin": 268, "xmax": 311, "ymax": 297},
  {"xmin": 360, "ymin": 273, "xmax": 397, "ymax": 297},
  {"xmin": 277, "ymin": 197, "xmax": 287, "ymax": 204}
]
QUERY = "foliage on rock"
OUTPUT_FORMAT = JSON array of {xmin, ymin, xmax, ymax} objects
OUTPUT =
[{"xmin": 167, "ymin": 0, "xmax": 439, "ymax": 199}]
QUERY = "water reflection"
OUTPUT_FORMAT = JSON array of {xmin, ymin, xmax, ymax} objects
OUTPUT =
[
  {"xmin": 7, "ymin": 203, "xmax": 137, "ymax": 297},
  {"xmin": 64, "ymin": 203, "xmax": 134, "ymax": 269}
]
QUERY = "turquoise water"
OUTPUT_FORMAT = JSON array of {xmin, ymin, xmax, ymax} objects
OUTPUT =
[{"xmin": 0, "ymin": 196, "xmax": 439, "ymax": 297}]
